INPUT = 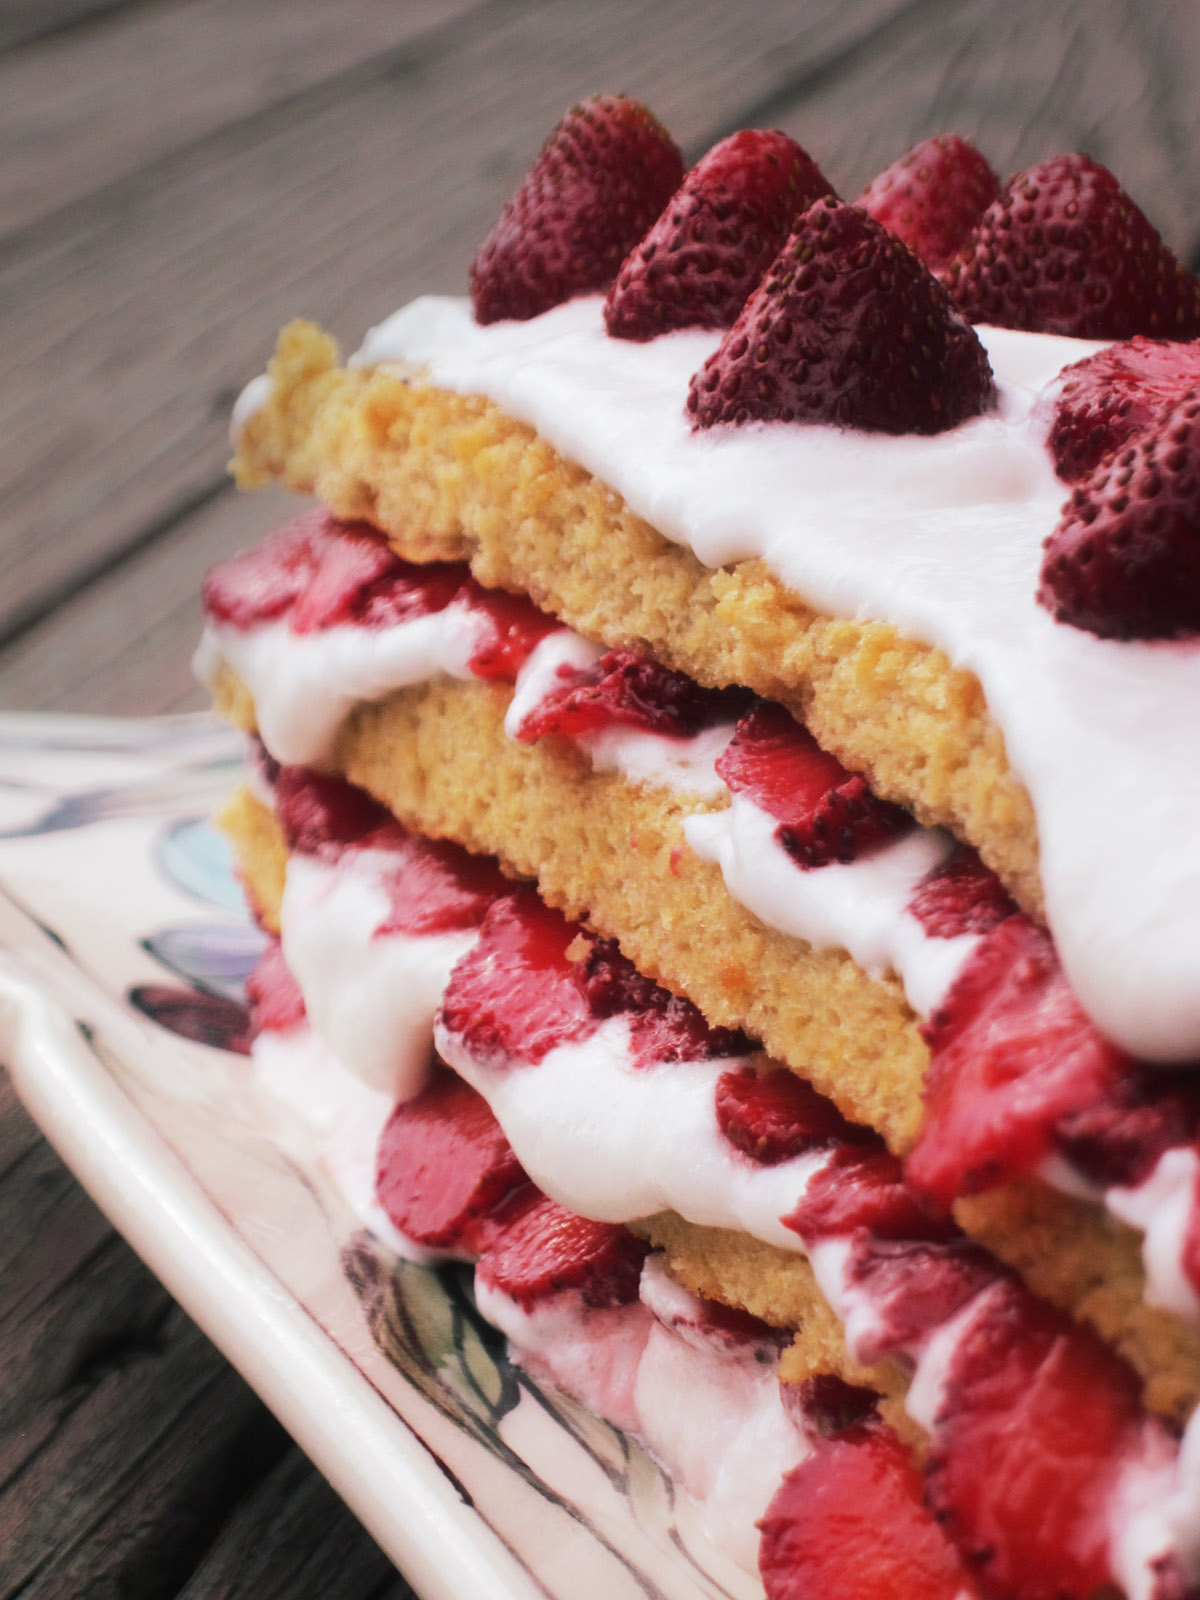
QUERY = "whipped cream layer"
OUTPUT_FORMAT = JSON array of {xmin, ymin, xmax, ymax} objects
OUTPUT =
[{"xmin": 347, "ymin": 295, "xmax": 1200, "ymax": 1064}]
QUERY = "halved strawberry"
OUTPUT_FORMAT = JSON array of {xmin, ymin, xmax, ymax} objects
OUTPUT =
[
  {"xmin": 715, "ymin": 1063, "xmax": 869, "ymax": 1164},
  {"xmin": 786, "ymin": 1146, "xmax": 956, "ymax": 1245},
  {"xmin": 272, "ymin": 766, "xmax": 394, "ymax": 857},
  {"xmin": 1048, "ymin": 337, "xmax": 1200, "ymax": 482},
  {"xmin": 245, "ymin": 937, "xmax": 306, "ymax": 1036},
  {"xmin": 926, "ymin": 1279, "xmax": 1145, "ymax": 1600},
  {"xmin": 459, "ymin": 580, "xmax": 560, "ymax": 682},
  {"xmin": 907, "ymin": 917, "xmax": 1134, "ymax": 1204},
  {"xmin": 579, "ymin": 938, "xmax": 749, "ymax": 1069},
  {"xmin": 858, "ymin": 134, "xmax": 998, "ymax": 273},
  {"xmin": 477, "ymin": 1193, "xmax": 648, "ymax": 1310},
  {"xmin": 514, "ymin": 647, "xmax": 749, "ymax": 743},
  {"xmin": 907, "ymin": 843, "xmax": 1017, "ymax": 939},
  {"xmin": 469, "ymin": 96, "xmax": 683, "ymax": 325},
  {"xmin": 687, "ymin": 196, "xmax": 995, "ymax": 435},
  {"xmin": 1039, "ymin": 386, "xmax": 1200, "ymax": 640},
  {"xmin": 604, "ymin": 129, "xmax": 833, "ymax": 340},
  {"xmin": 365, "ymin": 829, "xmax": 511, "ymax": 938},
  {"xmin": 716, "ymin": 702, "xmax": 911, "ymax": 868},
  {"xmin": 375, "ymin": 1069, "xmax": 533, "ymax": 1252},
  {"xmin": 946, "ymin": 153, "xmax": 1200, "ymax": 340},
  {"xmin": 758, "ymin": 1424, "xmax": 976, "ymax": 1600}
]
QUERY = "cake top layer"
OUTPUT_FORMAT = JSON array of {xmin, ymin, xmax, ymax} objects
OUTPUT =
[{"xmin": 342, "ymin": 295, "xmax": 1200, "ymax": 1064}]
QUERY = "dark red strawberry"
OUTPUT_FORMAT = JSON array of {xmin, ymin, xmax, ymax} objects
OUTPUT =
[
  {"xmin": 907, "ymin": 917, "xmax": 1134, "ymax": 1205},
  {"xmin": 1039, "ymin": 387, "xmax": 1200, "ymax": 639},
  {"xmin": 515, "ymin": 647, "xmax": 749, "ymax": 743},
  {"xmin": 840, "ymin": 1235, "xmax": 999, "ymax": 1365},
  {"xmin": 786, "ymin": 1146, "xmax": 957, "ymax": 1245},
  {"xmin": 715, "ymin": 1064, "xmax": 869, "ymax": 1164},
  {"xmin": 716, "ymin": 702, "xmax": 911, "ymax": 868},
  {"xmin": 1053, "ymin": 1069, "xmax": 1200, "ymax": 1190},
  {"xmin": 245, "ymin": 938, "xmax": 306, "ymax": 1035},
  {"xmin": 476, "ymin": 1194, "xmax": 648, "ymax": 1309},
  {"xmin": 782, "ymin": 1373, "xmax": 881, "ymax": 1439},
  {"xmin": 1049, "ymin": 337, "xmax": 1200, "ymax": 482},
  {"xmin": 926, "ymin": 1279, "xmax": 1144, "ymax": 1599},
  {"xmin": 759, "ymin": 1424, "xmax": 976, "ymax": 1600},
  {"xmin": 469, "ymin": 96, "xmax": 683, "ymax": 325},
  {"xmin": 907, "ymin": 844, "xmax": 1017, "ymax": 938},
  {"xmin": 1182, "ymin": 1154, "xmax": 1200, "ymax": 1297},
  {"xmin": 604, "ymin": 129, "xmax": 833, "ymax": 340},
  {"xmin": 858, "ymin": 134, "xmax": 999, "ymax": 273},
  {"xmin": 946, "ymin": 154, "xmax": 1200, "ymax": 340},
  {"xmin": 365, "ymin": 830, "xmax": 511, "ymax": 938},
  {"xmin": 375, "ymin": 1069, "xmax": 533, "ymax": 1253},
  {"xmin": 460, "ymin": 580, "xmax": 560, "ymax": 682},
  {"xmin": 579, "ymin": 938, "xmax": 749, "ymax": 1068},
  {"xmin": 438, "ymin": 890, "xmax": 596, "ymax": 1066},
  {"xmin": 687, "ymin": 196, "xmax": 995, "ymax": 435},
  {"xmin": 272, "ymin": 766, "xmax": 394, "ymax": 856}
]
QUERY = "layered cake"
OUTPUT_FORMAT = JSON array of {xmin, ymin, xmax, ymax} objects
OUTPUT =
[{"xmin": 201, "ymin": 101, "xmax": 1200, "ymax": 1597}]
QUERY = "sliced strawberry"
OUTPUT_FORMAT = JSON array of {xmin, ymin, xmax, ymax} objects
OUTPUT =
[
  {"xmin": 476, "ymin": 1193, "xmax": 648, "ymax": 1310},
  {"xmin": 926, "ymin": 1279, "xmax": 1144, "ymax": 1600},
  {"xmin": 1039, "ymin": 386, "xmax": 1200, "ymax": 640},
  {"xmin": 858, "ymin": 133, "xmax": 999, "ymax": 273},
  {"xmin": 907, "ymin": 843, "xmax": 1017, "ymax": 939},
  {"xmin": 908, "ymin": 917, "xmax": 1134, "ymax": 1205},
  {"xmin": 604, "ymin": 129, "xmax": 833, "ymax": 340},
  {"xmin": 245, "ymin": 938, "xmax": 306, "ymax": 1035},
  {"xmin": 841, "ymin": 1236, "xmax": 999, "ymax": 1365},
  {"xmin": 781, "ymin": 1373, "xmax": 881, "ymax": 1439},
  {"xmin": 687, "ymin": 196, "xmax": 995, "ymax": 435},
  {"xmin": 272, "ymin": 766, "xmax": 394, "ymax": 856},
  {"xmin": 1049, "ymin": 337, "xmax": 1200, "ymax": 482},
  {"xmin": 459, "ymin": 580, "xmax": 560, "ymax": 682},
  {"xmin": 363, "ymin": 829, "xmax": 511, "ymax": 938},
  {"xmin": 202, "ymin": 510, "xmax": 323, "ymax": 627},
  {"xmin": 438, "ymin": 890, "xmax": 595, "ymax": 1067},
  {"xmin": 946, "ymin": 153, "xmax": 1200, "ymax": 340},
  {"xmin": 759, "ymin": 1424, "xmax": 976, "ymax": 1600},
  {"xmin": 716, "ymin": 702, "xmax": 912, "ymax": 868},
  {"xmin": 579, "ymin": 937, "xmax": 749, "ymax": 1069},
  {"xmin": 1053, "ymin": 1070, "xmax": 1200, "ymax": 1190},
  {"xmin": 1182, "ymin": 1154, "xmax": 1200, "ymax": 1298},
  {"xmin": 786, "ymin": 1146, "xmax": 957, "ymax": 1245},
  {"xmin": 469, "ymin": 96, "xmax": 683, "ymax": 325},
  {"xmin": 375, "ymin": 1069, "xmax": 533, "ymax": 1253},
  {"xmin": 715, "ymin": 1063, "xmax": 869, "ymax": 1164},
  {"xmin": 515, "ymin": 647, "xmax": 749, "ymax": 743}
]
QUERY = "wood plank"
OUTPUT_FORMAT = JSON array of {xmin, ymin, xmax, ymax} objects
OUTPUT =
[
  {"xmin": 0, "ymin": 0, "xmax": 488, "ymax": 240},
  {"xmin": 0, "ymin": 0, "xmax": 146, "ymax": 54},
  {"xmin": 0, "ymin": 0, "xmax": 915, "ymax": 655}
]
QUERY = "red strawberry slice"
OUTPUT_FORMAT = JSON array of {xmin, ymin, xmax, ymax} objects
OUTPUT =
[
  {"xmin": 515, "ymin": 647, "xmax": 749, "ymax": 743},
  {"xmin": 716, "ymin": 702, "xmax": 912, "ymax": 868},
  {"xmin": 841, "ymin": 1235, "xmax": 1000, "ymax": 1366},
  {"xmin": 1049, "ymin": 337, "xmax": 1200, "ymax": 483},
  {"xmin": 1039, "ymin": 386, "xmax": 1200, "ymax": 640},
  {"xmin": 715, "ymin": 1064, "xmax": 869, "ymax": 1164},
  {"xmin": 786, "ymin": 1145, "xmax": 957, "ymax": 1245},
  {"xmin": 364, "ymin": 829, "xmax": 511, "ymax": 938},
  {"xmin": 604, "ymin": 129, "xmax": 833, "ymax": 340},
  {"xmin": 759, "ymin": 1424, "xmax": 976, "ymax": 1600},
  {"xmin": 459, "ymin": 580, "xmax": 560, "ymax": 682},
  {"xmin": 272, "ymin": 766, "xmax": 394, "ymax": 856},
  {"xmin": 907, "ymin": 917, "xmax": 1134, "ymax": 1204},
  {"xmin": 687, "ymin": 196, "xmax": 995, "ymax": 435},
  {"xmin": 926, "ymin": 1279, "xmax": 1144, "ymax": 1600},
  {"xmin": 907, "ymin": 843, "xmax": 1017, "ymax": 939},
  {"xmin": 579, "ymin": 938, "xmax": 749, "ymax": 1068},
  {"xmin": 245, "ymin": 938, "xmax": 306, "ymax": 1036},
  {"xmin": 375, "ymin": 1069, "xmax": 533, "ymax": 1253},
  {"xmin": 477, "ymin": 1193, "xmax": 648, "ymax": 1310},
  {"xmin": 1182, "ymin": 1154, "xmax": 1200, "ymax": 1298},
  {"xmin": 781, "ymin": 1373, "xmax": 882, "ymax": 1439},
  {"xmin": 858, "ymin": 133, "xmax": 999, "ymax": 273},
  {"xmin": 469, "ymin": 96, "xmax": 683, "ymax": 325},
  {"xmin": 439, "ymin": 890, "xmax": 596, "ymax": 1067},
  {"xmin": 946, "ymin": 154, "xmax": 1200, "ymax": 340}
]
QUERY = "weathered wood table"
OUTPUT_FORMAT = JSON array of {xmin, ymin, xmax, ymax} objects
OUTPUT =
[{"xmin": 3, "ymin": 1, "xmax": 1200, "ymax": 1592}]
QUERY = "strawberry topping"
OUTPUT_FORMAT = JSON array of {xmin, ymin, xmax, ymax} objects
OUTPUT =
[
  {"xmin": 907, "ymin": 917, "xmax": 1135, "ymax": 1204},
  {"xmin": 245, "ymin": 937, "xmax": 306, "ymax": 1035},
  {"xmin": 361, "ymin": 829, "xmax": 511, "ymax": 938},
  {"xmin": 858, "ymin": 133, "xmax": 999, "ymax": 273},
  {"xmin": 604, "ymin": 129, "xmax": 833, "ymax": 340},
  {"xmin": 469, "ymin": 96, "xmax": 683, "ymax": 325},
  {"xmin": 1048, "ymin": 337, "xmax": 1200, "ymax": 483},
  {"xmin": 1182, "ymin": 1157, "xmax": 1200, "ymax": 1299},
  {"xmin": 578, "ymin": 937, "xmax": 749, "ymax": 1068},
  {"xmin": 759, "ymin": 1424, "xmax": 976, "ymax": 1600},
  {"xmin": 1039, "ymin": 386, "xmax": 1200, "ymax": 639},
  {"xmin": 907, "ymin": 844, "xmax": 1017, "ymax": 939},
  {"xmin": 687, "ymin": 195, "xmax": 995, "ymax": 435},
  {"xmin": 477, "ymin": 1193, "xmax": 648, "ymax": 1310},
  {"xmin": 272, "ymin": 766, "xmax": 394, "ymax": 856},
  {"xmin": 716, "ymin": 702, "xmax": 911, "ymax": 868},
  {"xmin": 375, "ymin": 1068, "xmax": 533, "ymax": 1253},
  {"xmin": 715, "ymin": 1063, "xmax": 870, "ymax": 1164},
  {"xmin": 514, "ymin": 647, "xmax": 749, "ymax": 743},
  {"xmin": 925, "ymin": 1280, "xmax": 1145, "ymax": 1600},
  {"xmin": 459, "ymin": 580, "xmax": 560, "ymax": 681},
  {"xmin": 946, "ymin": 154, "xmax": 1200, "ymax": 340},
  {"xmin": 782, "ymin": 1373, "xmax": 881, "ymax": 1438}
]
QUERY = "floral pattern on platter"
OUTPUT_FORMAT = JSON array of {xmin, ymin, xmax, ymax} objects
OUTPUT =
[{"xmin": 0, "ymin": 711, "xmax": 755, "ymax": 1600}]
